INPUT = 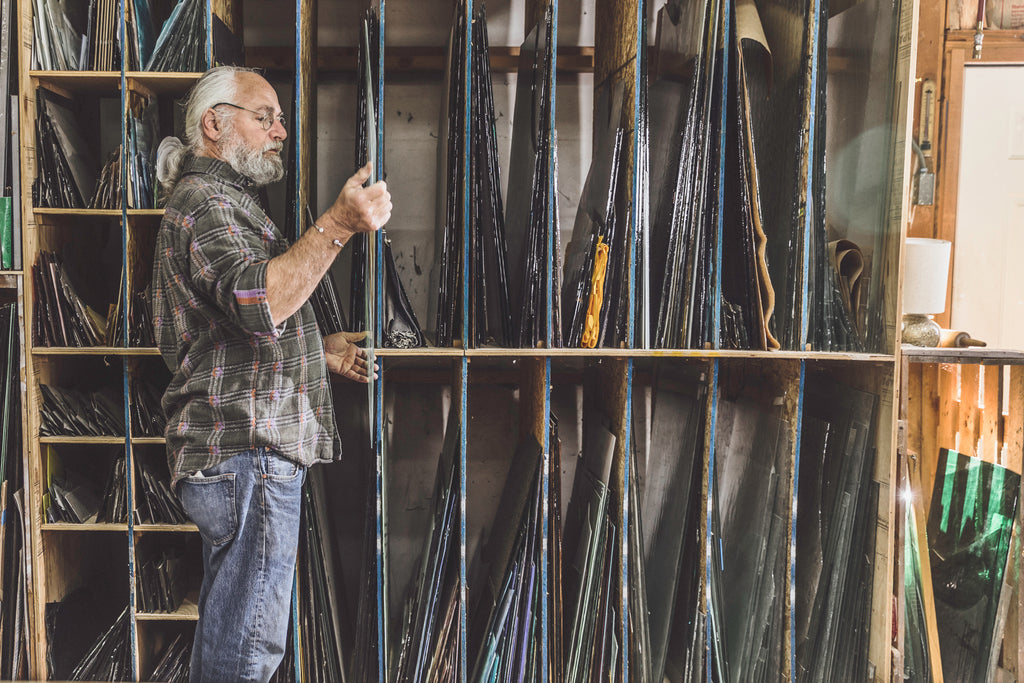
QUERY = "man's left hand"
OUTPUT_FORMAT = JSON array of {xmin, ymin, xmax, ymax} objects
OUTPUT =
[{"xmin": 323, "ymin": 332, "xmax": 377, "ymax": 383}]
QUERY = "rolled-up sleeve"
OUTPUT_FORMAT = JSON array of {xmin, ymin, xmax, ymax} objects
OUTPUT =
[{"xmin": 187, "ymin": 193, "xmax": 278, "ymax": 337}]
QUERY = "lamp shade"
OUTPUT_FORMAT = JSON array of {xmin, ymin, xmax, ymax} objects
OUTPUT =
[{"xmin": 903, "ymin": 237, "xmax": 952, "ymax": 315}]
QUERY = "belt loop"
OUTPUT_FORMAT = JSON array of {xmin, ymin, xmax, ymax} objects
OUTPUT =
[{"xmin": 255, "ymin": 447, "xmax": 268, "ymax": 478}]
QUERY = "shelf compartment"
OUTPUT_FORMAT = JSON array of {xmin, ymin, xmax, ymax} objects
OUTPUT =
[
  {"xmin": 382, "ymin": 356, "xmax": 462, "ymax": 680},
  {"xmin": 135, "ymin": 594, "xmax": 199, "ymax": 621},
  {"xmin": 40, "ymin": 530, "xmax": 131, "ymax": 679},
  {"xmin": 796, "ymin": 360, "xmax": 894, "ymax": 678},
  {"xmin": 630, "ymin": 357, "xmax": 712, "ymax": 680},
  {"xmin": 133, "ymin": 533, "xmax": 201, "ymax": 622},
  {"xmin": 465, "ymin": 356, "xmax": 550, "ymax": 677}
]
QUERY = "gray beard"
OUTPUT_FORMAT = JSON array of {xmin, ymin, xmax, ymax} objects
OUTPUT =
[{"xmin": 220, "ymin": 128, "xmax": 284, "ymax": 186}]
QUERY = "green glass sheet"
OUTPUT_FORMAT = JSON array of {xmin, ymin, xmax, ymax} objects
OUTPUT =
[{"xmin": 927, "ymin": 448, "xmax": 1020, "ymax": 682}]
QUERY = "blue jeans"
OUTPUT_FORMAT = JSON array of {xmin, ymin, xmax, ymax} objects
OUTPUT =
[{"xmin": 178, "ymin": 448, "xmax": 306, "ymax": 683}]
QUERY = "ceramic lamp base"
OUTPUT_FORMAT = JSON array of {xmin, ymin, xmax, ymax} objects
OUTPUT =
[{"xmin": 902, "ymin": 313, "xmax": 941, "ymax": 347}]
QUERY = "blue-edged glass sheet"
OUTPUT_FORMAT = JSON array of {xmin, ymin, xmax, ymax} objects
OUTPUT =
[{"xmin": 709, "ymin": 394, "xmax": 790, "ymax": 682}]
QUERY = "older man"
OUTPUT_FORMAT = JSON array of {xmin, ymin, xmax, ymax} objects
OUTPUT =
[{"xmin": 151, "ymin": 65, "xmax": 390, "ymax": 682}]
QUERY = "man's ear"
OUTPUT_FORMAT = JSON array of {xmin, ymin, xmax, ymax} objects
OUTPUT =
[{"xmin": 200, "ymin": 108, "xmax": 222, "ymax": 142}]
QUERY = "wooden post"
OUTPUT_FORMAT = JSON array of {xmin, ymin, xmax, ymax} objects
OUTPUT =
[
  {"xmin": 982, "ymin": 365, "xmax": 1002, "ymax": 464},
  {"xmin": 958, "ymin": 364, "xmax": 979, "ymax": 456},
  {"xmin": 1008, "ymin": 366, "xmax": 1024, "ymax": 678},
  {"xmin": 211, "ymin": 0, "xmax": 243, "ymax": 44}
]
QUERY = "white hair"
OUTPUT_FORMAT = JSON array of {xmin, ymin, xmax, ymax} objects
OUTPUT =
[{"xmin": 156, "ymin": 66, "xmax": 260, "ymax": 196}]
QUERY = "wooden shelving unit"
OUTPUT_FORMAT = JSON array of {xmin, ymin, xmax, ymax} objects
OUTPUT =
[
  {"xmin": 12, "ymin": 0, "xmax": 919, "ymax": 680},
  {"xmin": 15, "ymin": 0, "xmax": 238, "ymax": 678}
]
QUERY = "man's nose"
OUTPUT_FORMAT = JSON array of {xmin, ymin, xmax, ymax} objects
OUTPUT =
[{"xmin": 270, "ymin": 118, "xmax": 287, "ymax": 141}]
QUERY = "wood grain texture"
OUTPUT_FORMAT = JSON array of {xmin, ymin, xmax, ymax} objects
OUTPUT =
[
  {"xmin": 211, "ymin": 0, "xmax": 243, "ymax": 40},
  {"xmin": 18, "ymin": 0, "xmax": 47, "ymax": 672},
  {"xmin": 907, "ymin": 362, "xmax": 922, "ymax": 457},
  {"xmin": 958, "ymin": 363, "xmax": 979, "ymax": 456},
  {"xmin": 1007, "ymin": 366, "xmax": 1024, "ymax": 474},
  {"xmin": 519, "ymin": 357, "xmax": 548, "ymax": 447},
  {"xmin": 936, "ymin": 47, "xmax": 966, "ymax": 329},
  {"xmin": 524, "ymin": 0, "xmax": 551, "ymax": 40},
  {"xmin": 905, "ymin": 0, "xmax": 943, "ymax": 244},
  {"xmin": 297, "ymin": 0, "xmax": 317, "ymax": 225},
  {"xmin": 594, "ymin": 0, "xmax": 638, "ymax": 104},
  {"xmin": 982, "ymin": 364, "xmax": 1002, "ymax": 464},
  {"xmin": 1014, "ymin": 366, "xmax": 1024, "ymax": 679},
  {"xmin": 937, "ymin": 362, "xmax": 958, "ymax": 458},
  {"xmin": 920, "ymin": 363, "xmax": 939, "ymax": 515}
]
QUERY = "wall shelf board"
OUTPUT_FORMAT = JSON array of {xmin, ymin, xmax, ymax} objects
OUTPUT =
[
  {"xmin": 42, "ymin": 523, "xmax": 130, "ymax": 532},
  {"xmin": 33, "ymin": 347, "xmax": 157, "ymax": 356}
]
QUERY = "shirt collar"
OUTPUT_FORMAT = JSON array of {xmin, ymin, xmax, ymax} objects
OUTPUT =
[{"xmin": 182, "ymin": 155, "xmax": 258, "ymax": 193}]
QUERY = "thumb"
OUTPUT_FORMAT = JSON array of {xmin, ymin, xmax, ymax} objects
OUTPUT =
[
  {"xmin": 346, "ymin": 162, "xmax": 373, "ymax": 188},
  {"xmin": 342, "ymin": 331, "xmax": 368, "ymax": 342}
]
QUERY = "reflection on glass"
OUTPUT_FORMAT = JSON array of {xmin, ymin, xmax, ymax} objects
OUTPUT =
[{"xmin": 927, "ymin": 448, "xmax": 1020, "ymax": 682}]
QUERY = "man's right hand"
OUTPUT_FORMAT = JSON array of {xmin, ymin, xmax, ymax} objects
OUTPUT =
[{"xmin": 316, "ymin": 162, "xmax": 392, "ymax": 246}]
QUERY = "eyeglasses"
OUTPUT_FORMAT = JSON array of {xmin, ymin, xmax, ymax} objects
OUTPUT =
[{"xmin": 211, "ymin": 102, "xmax": 286, "ymax": 131}]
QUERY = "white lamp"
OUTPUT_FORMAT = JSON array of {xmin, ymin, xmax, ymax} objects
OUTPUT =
[{"xmin": 902, "ymin": 237, "xmax": 952, "ymax": 346}]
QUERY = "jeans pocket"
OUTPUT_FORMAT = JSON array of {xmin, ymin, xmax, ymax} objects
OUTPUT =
[
  {"xmin": 262, "ymin": 452, "xmax": 304, "ymax": 482},
  {"xmin": 179, "ymin": 474, "xmax": 237, "ymax": 546}
]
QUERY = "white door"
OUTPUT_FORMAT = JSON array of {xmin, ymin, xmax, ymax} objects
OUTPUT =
[{"xmin": 951, "ymin": 64, "xmax": 1024, "ymax": 350}]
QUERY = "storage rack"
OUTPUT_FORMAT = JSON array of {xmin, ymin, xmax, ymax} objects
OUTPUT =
[{"xmin": 13, "ymin": 0, "xmax": 918, "ymax": 679}]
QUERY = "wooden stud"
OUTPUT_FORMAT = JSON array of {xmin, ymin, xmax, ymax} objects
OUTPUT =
[
  {"xmin": 1007, "ymin": 366, "xmax": 1024, "ymax": 678},
  {"xmin": 982, "ymin": 364, "xmax": 1002, "ymax": 464},
  {"xmin": 958, "ymin": 363, "xmax": 979, "ymax": 457},
  {"xmin": 907, "ymin": 362, "xmax": 923, "ymax": 459},
  {"xmin": 524, "ymin": 0, "xmax": 551, "ymax": 41},
  {"xmin": 211, "ymin": 0, "xmax": 243, "ymax": 44},
  {"xmin": 17, "ymin": 0, "xmax": 48, "ymax": 672},
  {"xmin": 1006, "ymin": 366, "xmax": 1024, "ymax": 475},
  {"xmin": 519, "ymin": 357, "xmax": 549, "ymax": 447},
  {"xmin": 297, "ymin": 0, "xmax": 317, "ymax": 233},
  {"xmin": 937, "ymin": 363, "xmax": 958, "ymax": 455},
  {"xmin": 594, "ymin": 0, "xmax": 638, "ymax": 108},
  {"xmin": 921, "ymin": 363, "xmax": 939, "ymax": 515}
]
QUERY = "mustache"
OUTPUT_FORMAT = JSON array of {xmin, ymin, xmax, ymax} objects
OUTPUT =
[{"xmin": 263, "ymin": 141, "xmax": 283, "ymax": 153}]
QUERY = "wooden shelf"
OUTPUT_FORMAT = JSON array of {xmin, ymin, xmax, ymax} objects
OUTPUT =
[
  {"xmin": 33, "ymin": 208, "xmax": 123, "ymax": 217},
  {"xmin": 42, "ymin": 523, "xmax": 129, "ymax": 532},
  {"xmin": 39, "ymin": 436, "xmax": 125, "ymax": 445},
  {"xmin": 136, "ymin": 594, "xmax": 199, "ymax": 621},
  {"xmin": 379, "ymin": 346, "xmax": 895, "ymax": 361},
  {"xmin": 902, "ymin": 345, "xmax": 1024, "ymax": 365},
  {"xmin": 132, "ymin": 437, "xmax": 167, "ymax": 445},
  {"xmin": 125, "ymin": 72, "xmax": 203, "ymax": 96},
  {"xmin": 30, "ymin": 70, "xmax": 121, "ymax": 92},
  {"xmin": 375, "ymin": 347, "xmax": 464, "ymax": 357},
  {"xmin": 32, "ymin": 208, "xmax": 164, "ymax": 219},
  {"xmin": 32, "ymin": 346, "xmax": 160, "ymax": 356},
  {"xmin": 134, "ymin": 524, "xmax": 198, "ymax": 533}
]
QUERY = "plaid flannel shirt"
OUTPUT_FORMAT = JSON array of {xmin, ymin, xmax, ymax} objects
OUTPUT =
[{"xmin": 152, "ymin": 156, "xmax": 341, "ymax": 485}]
